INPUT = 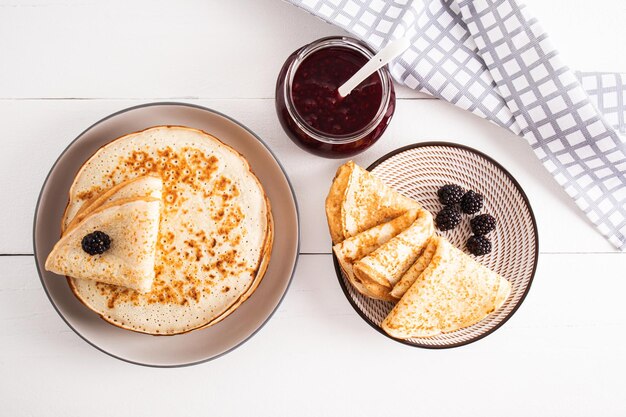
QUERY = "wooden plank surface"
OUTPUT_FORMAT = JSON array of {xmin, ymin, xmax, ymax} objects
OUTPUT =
[
  {"xmin": 0, "ymin": 98, "xmax": 617, "ymax": 254},
  {"xmin": 0, "ymin": 0, "xmax": 623, "ymax": 100},
  {"xmin": 1, "ymin": 254, "xmax": 625, "ymax": 416},
  {"xmin": 1, "ymin": 0, "xmax": 625, "ymax": 415}
]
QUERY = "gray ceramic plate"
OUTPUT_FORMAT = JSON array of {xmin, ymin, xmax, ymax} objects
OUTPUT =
[
  {"xmin": 33, "ymin": 103, "xmax": 300, "ymax": 367},
  {"xmin": 334, "ymin": 143, "xmax": 538, "ymax": 348}
]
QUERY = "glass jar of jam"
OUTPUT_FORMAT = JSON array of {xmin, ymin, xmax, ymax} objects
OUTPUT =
[{"xmin": 276, "ymin": 36, "xmax": 396, "ymax": 158}]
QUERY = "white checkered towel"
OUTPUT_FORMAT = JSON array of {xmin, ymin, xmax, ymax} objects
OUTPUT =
[{"xmin": 286, "ymin": 0, "xmax": 626, "ymax": 250}]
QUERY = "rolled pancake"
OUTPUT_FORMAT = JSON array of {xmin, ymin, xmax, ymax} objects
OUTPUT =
[
  {"xmin": 390, "ymin": 235, "xmax": 440, "ymax": 299},
  {"xmin": 64, "ymin": 125, "xmax": 272, "ymax": 335},
  {"xmin": 63, "ymin": 175, "xmax": 162, "ymax": 233},
  {"xmin": 46, "ymin": 197, "xmax": 161, "ymax": 293},
  {"xmin": 340, "ymin": 162, "xmax": 420, "ymax": 240},
  {"xmin": 381, "ymin": 238, "xmax": 511, "ymax": 339},
  {"xmin": 353, "ymin": 209, "xmax": 434, "ymax": 290},
  {"xmin": 333, "ymin": 210, "xmax": 418, "ymax": 301}
]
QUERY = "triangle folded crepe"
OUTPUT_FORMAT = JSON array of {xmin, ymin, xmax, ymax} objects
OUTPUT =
[
  {"xmin": 46, "ymin": 197, "xmax": 161, "ymax": 293},
  {"xmin": 381, "ymin": 237, "xmax": 511, "ymax": 339},
  {"xmin": 326, "ymin": 161, "xmax": 420, "ymax": 245},
  {"xmin": 353, "ymin": 209, "xmax": 434, "ymax": 291},
  {"xmin": 390, "ymin": 235, "xmax": 441, "ymax": 300},
  {"xmin": 63, "ymin": 175, "xmax": 162, "ymax": 232},
  {"xmin": 333, "ymin": 209, "xmax": 419, "ymax": 301}
]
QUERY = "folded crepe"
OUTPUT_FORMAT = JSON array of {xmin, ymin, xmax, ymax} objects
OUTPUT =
[
  {"xmin": 63, "ymin": 126, "xmax": 271, "ymax": 335},
  {"xmin": 45, "ymin": 197, "xmax": 161, "ymax": 293},
  {"xmin": 326, "ymin": 162, "xmax": 352, "ymax": 245},
  {"xmin": 390, "ymin": 235, "xmax": 440, "ymax": 299},
  {"xmin": 63, "ymin": 175, "xmax": 163, "ymax": 232},
  {"xmin": 333, "ymin": 209, "xmax": 419, "ymax": 301},
  {"xmin": 353, "ymin": 209, "xmax": 434, "ymax": 291},
  {"xmin": 325, "ymin": 161, "xmax": 420, "ymax": 244},
  {"xmin": 381, "ymin": 237, "xmax": 511, "ymax": 339}
]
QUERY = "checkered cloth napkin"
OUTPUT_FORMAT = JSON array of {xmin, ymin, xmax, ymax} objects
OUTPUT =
[{"xmin": 286, "ymin": 0, "xmax": 626, "ymax": 250}]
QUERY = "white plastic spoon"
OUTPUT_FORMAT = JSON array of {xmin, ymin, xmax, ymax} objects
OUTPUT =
[{"xmin": 337, "ymin": 37, "xmax": 411, "ymax": 98}]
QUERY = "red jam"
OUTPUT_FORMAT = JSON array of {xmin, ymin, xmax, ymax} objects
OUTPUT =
[
  {"xmin": 276, "ymin": 37, "xmax": 395, "ymax": 158},
  {"xmin": 291, "ymin": 47, "xmax": 383, "ymax": 136}
]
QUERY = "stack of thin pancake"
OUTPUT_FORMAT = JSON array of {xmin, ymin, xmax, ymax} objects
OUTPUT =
[
  {"xmin": 326, "ymin": 161, "xmax": 511, "ymax": 339},
  {"xmin": 46, "ymin": 126, "xmax": 273, "ymax": 335}
]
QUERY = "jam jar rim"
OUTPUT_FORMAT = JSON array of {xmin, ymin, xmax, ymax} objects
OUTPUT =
[{"xmin": 283, "ymin": 36, "xmax": 393, "ymax": 145}]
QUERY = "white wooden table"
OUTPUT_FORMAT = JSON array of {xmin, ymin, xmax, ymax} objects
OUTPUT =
[{"xmin": 1, "ymin": 1, "xmax": 625, "ymax": 415}]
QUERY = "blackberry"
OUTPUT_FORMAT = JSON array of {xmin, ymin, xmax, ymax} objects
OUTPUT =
[
  {"xmin": 437, "ymin": 184, "xmax": 465, "ymax": 205},
  {"xmin": 470, "ymin": 214, "xmax": 496, "ymax": 236},
  {"xmin": 435, "ymin": 206, "xmax": 462, "ymax": 231},
  {"xmin": 81, "ymin": 231, "xmax": 111, "ymax": 255},
  {"xmin": 460, "ymin": 190, "xmax": 483, "ymax": 214},
  {"xmin": 467, "ymin": 235, "xmax": 492, "ymax": 256}
]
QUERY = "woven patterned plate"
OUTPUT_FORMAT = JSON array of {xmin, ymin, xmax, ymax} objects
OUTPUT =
[{"xmin": 333, "ymin": 142, "xmax": 538, "ymax": 348}]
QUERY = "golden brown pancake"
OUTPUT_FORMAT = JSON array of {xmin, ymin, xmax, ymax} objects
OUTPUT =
[
  {"xmin": 340, "ymin": 162, "xmax": 420, "ymax": 240},
  {"xmin": 353, "ymin": 209, "xmax": 434, "ymax": 290},
  {"xmin": 63, "ymin": 175, "xmax": 162, "ymax": 233},
  {"xmin": 46, "ymin": 197, "xmax": 161, "ymax": 293},
  {"xmin": 382, "ymin": 237, "xmax": 511, "ymax": 339},
  {"xmin": 325, "ymin": 161, "xmax": 420, "ymax": 245},
  {"xmin": 333, "ymin": 210, "xmax": 419, "ymax": 301},
  {"xmin": 390, "ymin": 235, "xmax": 440, "ymax": 299},
  {"xmin": 63, "ymin": 126, "xmax": 272, "ymax": 335},
  {"xmin": 325, "ymin": 162, "xmax": 353, "ymax": 245}
]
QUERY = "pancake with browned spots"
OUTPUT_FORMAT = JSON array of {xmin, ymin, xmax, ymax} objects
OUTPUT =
[
  {"xmin": 47, "ymin": 197, "xmax": 161, "ymax": 293},
  {"xmin": 63, "ymin": 126, "xmax": 272, "ymax": 335},
  {"xmin": 62, "ymin": 175, "xmax": 162, "ymax": 233}
]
